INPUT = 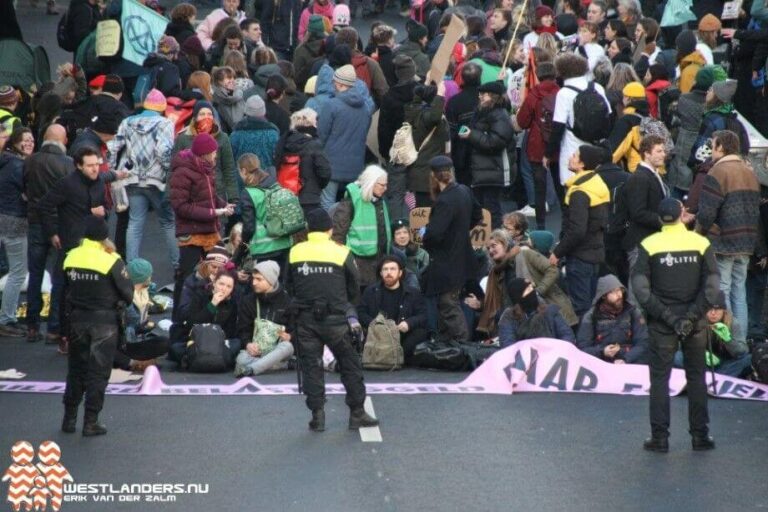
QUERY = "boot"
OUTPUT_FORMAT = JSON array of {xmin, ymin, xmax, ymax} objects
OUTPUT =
[
  {"xmin": 82, "ymin": 411, "xmax": 107, "ymax": 437},
  {"xmin": 308, "ymin": 409, "xmax": 325, "ymax": 432},
  {"xmin": 692, "ymin": 435, "xmax": 715, "ymax": 451},
  {"xmin": 61, "ymin": 406, "xmax": 77, "ymax": 433},
  {"xmin": 348, "ymin": 407, "xmax": 379, "ymax": 430},
  {"xmin": 642, "ymin": 437, "xmax": 669, "ymax": 453}
]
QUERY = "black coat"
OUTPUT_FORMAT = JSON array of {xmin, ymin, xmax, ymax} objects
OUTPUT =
[
  {"xmin": 24, "ymin": 144, "xmax": 76, "ymax": 224},
  {"xmin": 273, "ymin": 128, "xmax": 331, "ymax": 206},
  {"xmin": 165, "ymin": 20, "xmax": 196, "ymax": 47},
  {"xmin": 445, "ymin": 85, "xmax": 479, "ymax": 185},
  {"xmin": 468, "ymin": 105, "xmax": 516, "ymax": 187},
  {"xmin": 38, "ymin": 170, "xmax": 107, "ymax": 250},
  {"xmin": 553, "ymin": 173, "xmax": 608, "ymax": 264},
  {"xmin": 623, "ymin": 163, "xmax": 665, "ymax": 251},
  {"xmin": 422, "ymin": 182, "xmax": 483, "ymax": 295},
  {"xmin": 143, "ymin": 55, "xmax": 183, "ymax": 99},
  {"xmin": 261, "ymin": 0, "xmax": 302, "ymax": 55},
  {"xmin": 358, "ymin": 282, "xmax": 427, "ymax": 331},
  {"xmin": 266, "ymin": 101, "xmax": 290, "ymax": 136},
  {"xmin": 187, "ymin": 284, "xmax": 239, "ymax": 340},
  {"xmin": 378, "ymin": 81, "xmax": 417, "ymax": 162},
  {"xmin": 377, "ymin": 45, "xmax": 397, "ymax": 87},
  {"xmin": 68, "ymin": 0, "xmax": 102, "ymax": 53},
  {"xmin": 236, "ymin": 286, "xmax": 292, "ymax": 343}
]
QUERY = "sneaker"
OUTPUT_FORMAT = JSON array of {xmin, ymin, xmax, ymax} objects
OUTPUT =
[
  {"xmin": 0, "ymin": 324, "xmax": 27, "ymax": 338},
  {"xmin": 516, "ymin": 205, "xmax": 536, "ymax": 217}
]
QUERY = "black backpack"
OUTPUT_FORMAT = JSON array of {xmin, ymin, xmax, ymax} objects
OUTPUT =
[
  {"xmin": 57, "ymin": 9, "xmax": 76, "ymax": 52},
  {"xmin": 751, "ymin": 342, "xmax": 768, "ymax": 384},
  {"xmin": 565, "ymin": 82, "xmax": 612, "ymax": 144},
  {"xmin": 606, "ymin": 180, "xmax": 629, "ymax": 236},
  {"xmin": 657, "ymin": 85, "xmax": 681, "ymax": 130},
  {"xmin": 185, "ymin": 324, "xmax": 232, "ymax": 373}
]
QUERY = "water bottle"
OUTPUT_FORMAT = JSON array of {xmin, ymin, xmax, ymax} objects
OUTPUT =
[{"xmin": 111, "ymin": 162, "xmax": 132, "ymax": 212}]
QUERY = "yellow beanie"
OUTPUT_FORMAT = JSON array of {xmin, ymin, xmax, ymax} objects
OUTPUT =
[{"xmin": 622, "ymin": 81, "xmax": 646, "ymax": 98}]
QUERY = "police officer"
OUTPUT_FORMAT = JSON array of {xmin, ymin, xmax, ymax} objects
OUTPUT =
[
  {"xmin": 286, "ymin": 208, "xmax": 379, "ymax": 432},
  {"xmin": 631, "ymin": 199, "xmax": 720, "ymax": 452},
  {"xmin": 61, "ymin": 216, "xmax": 134, "ymax": 436}
]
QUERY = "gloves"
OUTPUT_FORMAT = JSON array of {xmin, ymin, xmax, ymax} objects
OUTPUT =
[
  {"xmin": 673, "ymin": 317, "xmax": 694, "ymax": 338},
  {"xmin": 705, "ymin": 351, "xmax": 721, "ymax": 367},
  {"xmin": 711, "ymin": 322, "xmax": 731, "ymax": 342},
  {"xmin": 347, "ymin": 316, "xmax": 363, "ymax": 338}
]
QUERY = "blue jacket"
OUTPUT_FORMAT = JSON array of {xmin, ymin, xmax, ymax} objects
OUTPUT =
[
  {"xmin": 306, "ymin": 64, "xmax": 375, "ymax": 118},
  {"xmin": 318, "ymin": 87, "xmax": 373, "ymax": 183},
  {"xmin": 498, "ymin": 304, "xmax": 575, "ymax": 348},
  {"xmin": 0, "ymin": 151, "xmax": 26, "ymax": 218},
  {"xmin": 230, "ymin": 117, "xmax": 280, "ymax": 170}
]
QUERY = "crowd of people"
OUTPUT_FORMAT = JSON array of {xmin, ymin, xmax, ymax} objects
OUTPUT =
[{"xmin": 2, "ymin": 0, "xmax": 768, "ymax": 391}]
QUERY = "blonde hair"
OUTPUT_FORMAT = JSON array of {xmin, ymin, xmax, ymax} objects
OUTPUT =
[
  {"xmin": 488, "ymin": 229, "xmax": 512, "ymax": 248},
  {"xmin": 535, "ymin": 33, "xmax": 559, "ymax": 58},
  {"xmin": 222, "ymin": 49, "xmax": 248, "ymax": 78},
  {"xmin": 238, "ymin": 153, "xmax": 267, "ymax": 187},
  {"xmin": 290, "ymin": 108, "xmax": 318, "ymax": 129},
  {"xmin": 606, "ymin": 62, "xmax": 640, "ymax": 92},
  {"xmin": 355, "ymin": 165, "xmax": 388, "ymax": 202}
]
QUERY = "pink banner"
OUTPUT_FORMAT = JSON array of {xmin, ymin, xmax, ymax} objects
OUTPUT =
[{"xmin": 1, "ymin": 339, "xmax": 766, "ymax": 400}]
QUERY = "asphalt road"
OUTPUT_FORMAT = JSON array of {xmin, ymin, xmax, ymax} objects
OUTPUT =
[{"xmin": 2, "ymin": 3, "xmax": 767, "ymax": 512}]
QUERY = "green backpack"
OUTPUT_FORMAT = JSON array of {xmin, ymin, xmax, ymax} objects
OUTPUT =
[{"xmin": 264, "ymin": 184, "xmax": 306, "ymax": 237}]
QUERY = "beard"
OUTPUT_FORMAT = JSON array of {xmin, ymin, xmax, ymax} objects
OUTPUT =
[{"xmin": 382, "ymin": 275, "xmax": 399, "ymax": 288}]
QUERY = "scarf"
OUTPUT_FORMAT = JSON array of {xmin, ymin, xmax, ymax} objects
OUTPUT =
[
  {"xmin": 535, "ymin": 25, "xmax": 557, "ymax": 35},
  {"xmin": 706, "ymin": 102, "xmax": 734, "ymax": 115},
  {"xmin": 478, "ymin": 249, "xmax": 519, "ymax": 335},
  {"xmin": 597, "ymin": 299, "xmax": 623, "ymax": 319}
]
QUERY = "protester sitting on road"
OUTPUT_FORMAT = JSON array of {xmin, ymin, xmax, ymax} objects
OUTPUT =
[
  {"xmin": 234, "ymin": 260, "xmax": 293, "ymax": 377},
  {"xmin": 390, "ymin": 219, "xmax": 429, "ymax": 289},
  {"xmin": 358, "ymin": 255, "xmax": 428, "ymax": 364},
  {"xmin": 498, "ymin": 278, "xmax": 575, "ymax": 348},
  {"xmin": 172, "ymin": 246, "xmax": 232, "ymax": 325},
  {"xmin": 576, "ymin": 274, "xmax": 648, "ymax": 364}
]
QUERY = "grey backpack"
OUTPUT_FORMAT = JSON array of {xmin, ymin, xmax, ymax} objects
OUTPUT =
[{"xmin": 362, "ymin": 314, "xmax": 404, "ymax": 371}]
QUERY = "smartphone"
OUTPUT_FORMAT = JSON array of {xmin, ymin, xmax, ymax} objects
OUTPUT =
[{"xmin": 459, "ymin": 125, "xmax": 470, "ymax": 135}]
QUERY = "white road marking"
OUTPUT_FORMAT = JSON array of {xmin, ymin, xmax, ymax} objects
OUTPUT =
[{"xmin": 359, "ymin": 396, "xmax": 382, "ymax": 442}]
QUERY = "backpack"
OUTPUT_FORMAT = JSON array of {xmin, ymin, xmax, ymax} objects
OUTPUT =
[
  {"xmin": 351, "ymin": 53, "xmax": 372, "ymax": 89},
  {"xmin": 657, "ymin": 85, "xmax": 680, "ymax": 129},
  {"xmin": 185, "ymin": 324, "xmax": 231, "ymax": 373},
  {"xmin": 264, "ymin": 184, "xmax": 306, "ymax": 237},
  {"xmin": 724, "ymin": 113, "xmax": 751, "ymax": 156},
  {"xmin": 565, "ymin": 82, "xmax": 612, "ymax": 144},
  {"xmin": 635, "ymin": 114, "xmax": 675, "ymax": 154},
  {"xmin": 536, "ymin": 91, "xmax": 557, "ymax": 144},
  {"xmin": 751, "ymin": 342, "xmax": 768, "ymax": 384},
  {"xmin": 389, "ymin": 122, "xmax": 438, "ymax": 166},
  {"xmin": 277, "ymin": 154, "xmax": 302, "ymax": 194},
  {"xmin": 606, "ymin": 180, "xmax": 629, "ymax": 236},
  {"xmin": 362, "ymin": 313, "xmax": 404, "ymax": 370},
  {"xmin": 132, "ymin": 66, "xmax": 161, "ymax": 108},
  {"xmin": 57, "ymin": 9, "xmax": 76, "ymax": 52}
]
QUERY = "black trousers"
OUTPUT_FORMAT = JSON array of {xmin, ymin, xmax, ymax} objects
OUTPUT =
[
  {"xmin": 113, "ymin": 333, "xmax": 169, "ymax": 370},
  {"xmin": 436, "ymin": 289, "xmax": 469, "ymax": 343},
  {"xmin": 648, "ymin": 320, "xmax": 709, "ymax": 438},
  {"xmin": 173, "ymin": 245, "xmax": 205, "ymax": 321},
  {"xmin": 532, "ymin": 163, "xmax": 548, "ymax": 230},
  {"xmin": 63, "ymin": 322, "xmax": 118, "ymax": 414},
  {"xmin": 297, "ymin": 321, "xmax": 367, "ymax": 411},
  {"xmin": 402, "ymin": 327, "xmax": 428, "ymax": 365}
]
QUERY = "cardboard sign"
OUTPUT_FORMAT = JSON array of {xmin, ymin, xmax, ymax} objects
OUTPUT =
[
  {"xmin": 95, "ymin": 19, "xmax": 121, "ymax": 58},
  {"xmin": 366, "ymin": 109, "xmax": 383, "ymax": 163},
  {"xmin": 409, "ymin": 207, "xmax": 491, "ymax": 249},
  {"xmin": 428, "ymin": 15, "xmax": 466, "ymax": 83},
  {"xmin": 721, "ymin": 0, "xmax": 743, "ymax": 20}
]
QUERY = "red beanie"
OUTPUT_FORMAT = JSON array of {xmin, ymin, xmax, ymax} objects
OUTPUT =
[{"xmin": 191, "ymin": 133, "xmax": 218, "ymax": 156}]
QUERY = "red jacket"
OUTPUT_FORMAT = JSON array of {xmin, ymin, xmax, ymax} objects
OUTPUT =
[
  {"xmin": 516, "ymin": 79, "xmax": 560, "ymax": 164},
  {"xmin": 645, "ymin": 79, "xmax": 672, "ymax": 119},
  {"xmin": 169, "ymin": 149, "xmax": 226, "ymax": 236}
]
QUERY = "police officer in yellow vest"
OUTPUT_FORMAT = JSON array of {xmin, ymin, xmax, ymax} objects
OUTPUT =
[
  {"xmin": 286, "ymin": 209, "xmax": 379, "ymax": 432},
  {"xmin": 61, "ymin": 216, "xmax": 134, "ymax": 437},
  {"xmin": 331, "ymin": 165, "xmax": 391, "ymax": 289},
  {"xmin": 631, "ymin": 199, "xmax": 720, "ymax": 453},
  {"xmin": 0, "ymin": 85, "xmax": 22, "ymax": 132}
]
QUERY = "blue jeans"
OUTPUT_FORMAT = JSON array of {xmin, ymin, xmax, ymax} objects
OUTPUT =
[
  {"xmin": 565, "ymin": 257, "xmax": 599, "ymax": 318},
  {"xmin": 0, "ymin": 235, "xmax": 27, "ymax": 325},
  {"xmin": 519, "ymin": 131, "xmax": 535, "ymax": 205},
  {"xmin": 26, "ymin": 223, "xmax": 64, "ymax": 333},
  {"xmin": 126, "ymin": 186, "xmax": 179, "ymax": 267},
  {"xmin": 320, "ymin": 180, "xmax": 343, "ymax": 211},
  {"xmin": 716, "ymin": 254, "xmax": 749, "ymax": 342},
  {"xmin": 673, "ymin": 350, "xmax": 752, "ymax": 378}
]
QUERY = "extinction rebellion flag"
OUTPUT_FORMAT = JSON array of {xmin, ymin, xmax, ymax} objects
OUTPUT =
[{"xmin": 120, "ymin": 0, "xmax": 168, "ymax": 66}]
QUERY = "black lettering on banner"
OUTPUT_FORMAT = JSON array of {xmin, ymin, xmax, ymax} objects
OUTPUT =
[
  {"xmin": 622, "ymin": 383, "xmax": 644, "ymax": 393},
  {"xmin": 572, "ymin": 367, "xmax": 598, "ymax": 391},
  {"xmin": 540, "ymin": 358, "xmax": 569, "ymax": 391},
  {"xmin": 730, "ymin": 383, "xmax": 751, "ymax": 398},
  {"xmin": 717, "ymin": 379, "xmax": 732, "ymax": 396},
  {"xmin": 749, "ymin": 387, "xmax": 765, "ymax": 399},
  {"xmin": 504, "ymin": 347, "xmax": 539, "ymax": 384}
]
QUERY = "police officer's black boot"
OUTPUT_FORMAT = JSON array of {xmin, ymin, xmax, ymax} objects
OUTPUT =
[
  {"xmin": 348, "ymin": 407, "xmax": 379, "ymax": 429},
  {"xmin": 61, "ymin": 406, "xmax": 78, "ymax": 433},
  {"xmin": 643, "ymin": 437, "xmax": 669, "ymax": 453},
  {"xmin": 691, "ymin": 435, "xmax": 715, "ymax": 451},
  {"xmin": 308, "ymin": 409, "xmax": 325, "ymax": 432},
  {"xmin": 82, "ymin": 411, "xmax": 107, "ymax": 437}
]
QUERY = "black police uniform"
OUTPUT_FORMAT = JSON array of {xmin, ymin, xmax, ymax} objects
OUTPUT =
[
  {"xmin": 286, "ymin": 231, "xmax": 372, "ymax": 429},
  {"xmin": 631, "ymin": 221, "xmax": 720, "ymax": 447},
  {"xmin": 62, "ymin": 237, "xmax": 134, "ymax": 435}
]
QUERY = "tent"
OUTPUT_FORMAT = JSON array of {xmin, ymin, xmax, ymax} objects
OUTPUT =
[{"xmin": 0, "ymin": 38, "xmax": 51, "ymax": 91}]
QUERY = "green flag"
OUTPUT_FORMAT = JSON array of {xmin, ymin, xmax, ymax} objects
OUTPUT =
[{"xmin": 121, "ymin": 0, "xmax": 168, "ymax": 66}]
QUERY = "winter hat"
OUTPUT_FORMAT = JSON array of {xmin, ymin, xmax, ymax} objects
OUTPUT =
[
  {"xmin": 143, "ymin": 89, "xmax": 167, "ymax": 112},
  {"xmin": 127, "ymin": 258, "xmax": 153, "ymax": 285},
  {"xmin": 83, "ymin": 215, "xmax": 109, "ymax": 241},
  {"xmin": 205, "ymin": 245, "xmax": 231, "ymax": 265},
  {"xmin": 182, "ymin": 35, "xmax": 205, "ymax": 57},
  {"xmin": 698, "ymin": 14, "xmax": 722, "ymax": 32},
  {"xmin": 710, "ymin": 290, "xmax": 727, "ymax": 309},
  {"xmin": 578, "ymin": 144, "xmax": 604, "ymax": 170},
  {"xmin": 391, "ymin": 218, "xmax": 409, "ymax": 235},
  {"xmin": 333, "ymin": 4, "xmax": 350, "ymax": 26},
  {"xmin": 622, "ymin": 81, "xmax": 645, "ymax": 98},
  {"xmin": 429, "ymin": 155, "xmax": 453, "ymax": 171},
  {"xmin": 88, "ymin": 75, "xmax": 106, "ymax": 88},
  {"xmin": 191, "ymin": 132, "xmax": 218, "ymax": 156},
  {"xmin": 333, "ymin": 64, "xmax": 357, "ymax": 87},
  {"xmin": 675, "ymin": 30, "xmax": 697, "ymax": 57},
  {"xmin": 407, "ymin": 21, "xmax": 428, "ymax": 42},
  {"xmin": 694, "ymin": 65, "xmax": 727, "ymax": 90},
  {"xmin": 648, "ymin": 63, "xmax": 669, "ymax": 82},
  {"xmin": 244, "ymin": 95, "xmax": 266, "ymax": 118},
  {"xmin": 252, "ymin": 260, "xmax": 280, "ymax": 288},
  {"xmin": 102, "ymin": 75, "xmax": 124, "ymax": 95},
  {"xmin": 0, "ymin": 85, "xmax": 17, "ymax": 107},
  {"xmin": 193, "ymin": 100, "xmax": 215, "ymax": 119},
  {"xmin": 478, "ymin": 80, "xmax": 506, "ymax": 95},
  {"xmin": 393, "ymin": 54, "xmax": 417, "ymax": 84},
  {"xmin": 658, "ymin": 198, "xmax": 682, "ymax": 223},
  {"xmin": 507, "ymin": 277, "xmax": 531, "ymax": 304},
  {"xmin": 328, "ymin": 44, "xmax": 352, "ymax": 67},
  {"xmin": 535, "ymin": 5, "xmax": 555, "ymax": 19},
  {"xmin": 93, "ymin": 112, "xmax": 121, "ymax": 135},
  {"xmin": 308, "ymin": 14, "xmax": 326, "ymax": 36},
  {"xmin": 306, "ymin": 208, "xmax": 333, "ymax": 232},
  {"xmin": 712, "ymin": 78, "xmax": 738, "ymax": 103},
  {"xmin": 304, "ymin": 75, "xmax": 318, "ymax": 95},
  {"xmin": 158, "ymin": 35, "xmax": 180, "ymax": 57}
]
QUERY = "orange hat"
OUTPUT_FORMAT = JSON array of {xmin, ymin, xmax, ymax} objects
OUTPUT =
[{"xmin": 88, "ymin": 75, "xmax": 106, "ymax": 88}]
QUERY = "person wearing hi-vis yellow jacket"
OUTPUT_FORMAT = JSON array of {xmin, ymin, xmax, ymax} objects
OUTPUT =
[
  {"xmin": 549, "ymin": 145, "xmax": 610, "ymax": 318},
  {"xmin": 332, "ymin": 165, "xmax": 392, "ymax": 289},
  {"xmin": 61, "ymin": 216, "xmax": 134, "ymax": 437}
]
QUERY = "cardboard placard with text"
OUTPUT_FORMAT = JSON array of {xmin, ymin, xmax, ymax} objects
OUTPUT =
[
  {"xmin": 409, "ymin": 207, "xmax": 491, "ymax": 249},
  {"xmin": 428, "ymin": 15, "xmax": 466, "ymax": 84}
]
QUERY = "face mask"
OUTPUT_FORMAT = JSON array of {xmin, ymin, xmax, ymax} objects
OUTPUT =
[{"xmin": 196, "ymin": 118, "xmax": 214, "ymax": 134}]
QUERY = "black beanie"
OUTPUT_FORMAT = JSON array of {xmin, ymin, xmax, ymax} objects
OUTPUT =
[
  {"xmin": 83, "ymin": 215, "xmax": 109, "ymax": 241},
  {"xmin": 306, "ymin": 208, "xmax": 332, "ymax": 232}
]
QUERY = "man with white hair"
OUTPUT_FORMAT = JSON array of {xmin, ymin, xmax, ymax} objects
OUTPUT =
[{"xmin": 332, "ymin": 165, "xmax": 391, "ymax": 289}]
